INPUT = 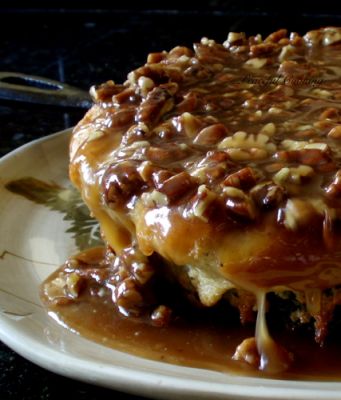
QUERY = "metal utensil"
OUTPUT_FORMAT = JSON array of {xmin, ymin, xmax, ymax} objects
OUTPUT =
[{"xmin": 0, "ymin": 72, "xmax": 92, "ymax": 109}]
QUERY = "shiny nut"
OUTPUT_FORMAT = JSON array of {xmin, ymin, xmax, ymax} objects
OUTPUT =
[{"xmin": 193, "ymin": 123, "xmax": 228, "ymax": 146}]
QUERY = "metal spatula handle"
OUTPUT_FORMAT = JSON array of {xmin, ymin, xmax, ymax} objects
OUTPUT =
[{"xmin": 0, "ymin": 72, "xmax": 92, "ymax": 109}]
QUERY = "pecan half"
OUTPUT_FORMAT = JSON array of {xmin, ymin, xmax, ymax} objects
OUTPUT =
[
  {"xmin": 158, "ymin": 172, "xmax": 197, "ymax": 203},
  {"xmin": 103, "ymin": 161, "xmax": 145, "ymax": 208},
  {"xmin": 137, "ymin": 87, "xmax": 174, "ymax": 124},
  {"xmin": 193, "ymin": 123, "xmax": 228, "ymax": 146},
  {"xmin": 222, "ymin": 167, "xmax": 261, "ymax": 190},
  {"xmin": 251, "ymin": 182, "xmax": 285, "ymax": 209}
]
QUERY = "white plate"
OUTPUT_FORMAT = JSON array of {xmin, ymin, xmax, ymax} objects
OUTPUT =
[{"xmin": 1, "ymin": 130, "xmax": 341, "ymax": 400}]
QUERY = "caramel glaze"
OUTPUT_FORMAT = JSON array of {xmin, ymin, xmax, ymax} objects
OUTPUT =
[{"xmin": 45, "ymin": 27, "xmax": 341, "ymax": 376}]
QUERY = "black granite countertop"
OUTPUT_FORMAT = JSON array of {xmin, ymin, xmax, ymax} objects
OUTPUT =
[{"xmin": 1, "ymin": 3, "xmax": 341, "ymax": 399}]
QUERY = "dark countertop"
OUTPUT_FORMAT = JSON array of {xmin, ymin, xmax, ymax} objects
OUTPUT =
[{"xmin": 1, "ymin": 4, "xmax": 341, "ymax": 400}]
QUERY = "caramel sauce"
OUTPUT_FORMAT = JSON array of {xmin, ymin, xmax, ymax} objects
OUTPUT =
[{"xmin": 41, "ymin": 248, "xmax": 341, "ymax": 381}]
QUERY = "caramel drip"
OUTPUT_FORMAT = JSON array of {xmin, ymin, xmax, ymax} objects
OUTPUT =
[{"xmin": 255, "ymin": 292, "xmax": 292, "ymax": 374}]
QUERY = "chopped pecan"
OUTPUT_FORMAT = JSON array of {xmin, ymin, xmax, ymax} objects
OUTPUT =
[
  {"xmin": 129, "ymin": 64, "xmax": 183, "ymax": 85},
  {"xmin": 65, "ymin": 272, "xmax": 85, "ymax": 299},
  {"xmin": 232, "ymin": 337, "xmax": 260, "ymax": 367},
  {"xmin": 282, "ymin": 198, "xmax": 323, "ymax": 230},
  {"xmin": 146, "ymin": 144, "xmax": 189, "ymax": 164},
  {"xmin": 325, "ymin": 170, "xmax": 341, "ymax": 198},
  {"xmin": 137, "ymin": 87, "xmax": 174, "ymax": 124},
  {"xmin": 188, "ymin": 185, "xmax": 218, "ymax": 222},
  {"xmin": 184, "ymin": 63, "xmax": 211, "ymax": 79},
  {"xmin": 122, "ymin": 123, "xmax": 151, "ymax": 145},
  {"xmin": 151, "ymin": 305, "xmax": 172, "ymax": 327},
  {"xmin": 265, "ymin": 29, "xmax": 288, "ymax": 43},
  {"xmin": 278, "ymin": 44, "xmax": 296, "ymax": 62},
  {"xmin": 319, "ymin": 107, "xmax": 341, "ymax": 121},
  {"xmin": 259, "ymin": 122, "xmax": 276, "ymax": 136},
  {"xmin": 294, "ymin": 129, "xmax": 316, "ymax": 139},
  {"xmin": 290, "ymin": 32, "xmax": 304, "ymax": 46},
  {"xmin": 152, "ymin": 121, "xmax": 177, "ymax": 140},
  {"xmin": 106, "ymin": 108, "xmax": 135, "ymax": 129},
  {"xmin": 141, "ymin": 190, "xmax": 169, "ymax": 207},
  {"xmin": 115, "ymin": 278, "xmax": 144, "ymax": 316},
  {"xmin": 147, "ymin": 51, "xmax": 167, "ymax": 64},
  {"xmin": 250, "ymin": 43, "xmax": 277, "ymax": 57},
  {"xmin": 223, "ymin": 187, "xmax": 256, "ymax": 220},
  {"xmin": 227, "ymin": 148, "xmax": 269, "ymax": 161},
  {"xmin": 219, "ymin": 131, "xmax": 276, "ymax": 155},
  {"xmin": 168, "ymin": 46, "xmax": 194, "ymax": 60},
  {"xmin": 224, "ymin": 32, "xmax": 246, "ymax": 46},
  {"xmin": 112, "ymin": 88, "xmax": 136, "ymax": 106},
  {"xmin": 229, "ymin": 44, "xmax": 249, "ymax": 54},
  {"xmin": 304, "ymin": 27, "xmax": 341, "ymax": 46},
  {"xmin": 194, "ymin": 42, "xmax": 230, "ymax": 64},
  {"xmin": 137, "ymin": 161, "xmax": 159, "ymax": 184},
  {"xmin": 273, "ymin": 165, "xmax": 314, "ymax": 185},
  {"xmin": 103, "ymin": 161, "xmax": 145, "ymax": 208},
  {"xmin": 175, "ymin": 91, "xmax": 199, "ymax": 113},
  {"xmin": 251, "ymin": 182, "xmax": 285, "ymax": 209},
  {"xmin": 313, "ymin": 120, "xmax": 335, "ymax": 133},
  {"xmin": 278, "ymin": 60, "xmax": 318, "ymax": 79},
  {"xmin": 158, "ymin": 171, "xmax": 197, "ymax": 203},
  {"xmin": 244, "ymin": 58, "xmax": 268, "ymax": 69},
  {"xmin": 275, "ymin": 149, "xmax": 332, "ymax": 166},
  {"xmin": 327, "ymin": 125, "xmax": 341, "ymax": 139},
  {"xmin": 193, "ymin": 123, "xmax": 228, "ymax": 146},
  {"xmin": 137, "ymin": 76, "xmax": 155, "ymax": 97},
  {"xmin": 175, "ymin": 112, "xmax": 203, "ymax": 137},
  {"xmin": 312, "ymin": 88, "xmax": 333, "ymax": 99},
  {"xmin": 204, "ymin": 150, "xmax": 231, "ymax": 163},
  {"xmin": 43, "ymin": 272, "xmax": 83, "ymax": 305},
  {"xmin": 90, "ymin": 81, "xmax": 125, "ymax": 103},
  {"xmin": 152, "ymin": 169, "xmax": 174, "ymax": 189},
  {"xmin": 222, "ymin": 167, "xmax": 261, "ymax": 189},
  {"xmin": 121, "ymin": 247, "xmax": 155, "ymax": 285},
  {"xmin": 260, "ymin": 85, "xmax": 294, "ymax": 102}
]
